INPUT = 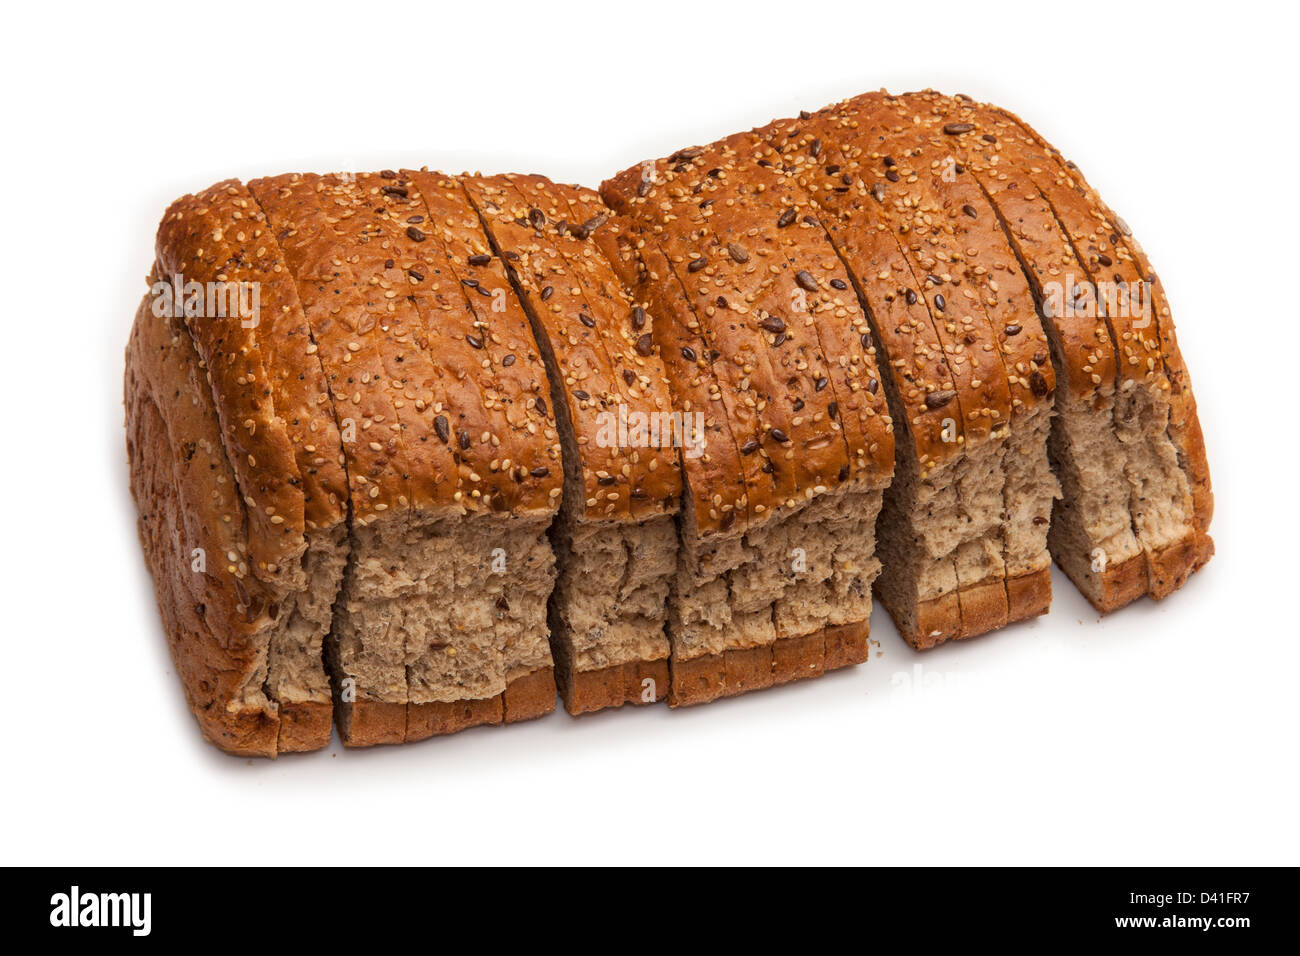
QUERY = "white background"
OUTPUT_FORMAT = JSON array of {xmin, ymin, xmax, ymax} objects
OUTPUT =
[{"xmin": 2, "ymin": 0, "xmax": 1295, "ymax": 866}]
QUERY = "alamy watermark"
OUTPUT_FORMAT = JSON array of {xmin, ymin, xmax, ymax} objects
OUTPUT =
[
  {"xmin": 151, "ymin": 273, "xmax": 261, "ymax": 328},
  {"xmin": 49, "ymin": 886, "xmax": 151, "ymax": 936},
  {"xmin": 1041, "ymin": 273, "xmax": 1151, "ymax": 329},
  {"xmin": 593, "ymin": 403, "xmax": 706, "ymax": 459}
]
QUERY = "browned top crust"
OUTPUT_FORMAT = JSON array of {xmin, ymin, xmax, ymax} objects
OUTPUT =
[
  {"xmin": 762, "ymin": 106, "xmax": 1013, "ymax": 451},
  {"xmin": 587, "ymin": 211, "xmax": 752, "ymax": 535},
  {"xmin": 247, "ymin": 171, "xmax": 563, "ymax": 522},
  {"xmin": 874, "ymin": 93, "xmax": 1057, "ymax": 419},
  {"xmin": 923, "ymin": 98, "xmax": 1163, "ymax": 394},
  {"xmin": 310, "ymin": 171, "xmax": 467, "ymax": 519},
  {"xmin": 709, "ymin": 130, "xmax": 893, "ymax": 485},
  {"xmin": 758, "ymin": 116, "xmax": 970, "ymax": 470},
  {"xmin": 155, "ymin": 182, "xmax": 310, "ymax": 584},
  {"xmin": 601, "ymin": 138, "xmax": 893, "ymax": 527},
  {"xmin": 403, "ymin": 170, "xmax": 564, "ymax": 516},
  {"xmin": 248, "ymin": 173, "xmax": 417, "ymax": 527},
  {"xmin": 789, "ymin": 93, "xmax": 1055, "ymax": 438},
  {"xmin": 603, "ymin": 157, "xmax": 784, "ymax": 527},
  {"xmin": 909, "ymin": 99, "xmax": 1118, "ymax": 403},
  {"xmin": 127, "ymin": 290, "xmax": 281, "ymax": 755},
  {"xmin": 974, "ymin": 100, "xmax": 1211, "ymax": 530},
  {"xmin": 462, "ymin": 173, "xmax": 681, "ymax": 522}
]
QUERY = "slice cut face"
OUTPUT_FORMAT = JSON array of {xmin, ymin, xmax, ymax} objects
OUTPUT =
[{"xmin": 150, "ymin": 180, "xmax": 353, "ymax": 754}]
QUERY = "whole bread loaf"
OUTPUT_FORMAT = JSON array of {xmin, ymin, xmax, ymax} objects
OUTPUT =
[{"xmin": 126, "ymin": 88, "xmax": 1212, "ymax": 754}]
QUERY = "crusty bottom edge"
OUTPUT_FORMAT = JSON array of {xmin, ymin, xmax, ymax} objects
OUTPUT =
[
  {"xmin": 277, "ymin": 700, "xmax": 333, "ymax": 753},
  {"xmin": 1146, "ymin": 532, "xmax": 1215, "ymax": 601},
  {"xmin": 668, "ymin": 620, "xmax": 870, "ymax": 707},
  {"xmin": 904, "ymin": 568, "xmax": 1053, "ymax": 650},
  {"xmin": 337, "ymin": 666, "xmax": 557, "ymax": 747},
  {"xmin": 1057, "ymin": 532, "xmax": 1214, "ymax": 614},
  {"xmin": 561, "ymin": 658, "xmax": 670, "ymax": 716}
]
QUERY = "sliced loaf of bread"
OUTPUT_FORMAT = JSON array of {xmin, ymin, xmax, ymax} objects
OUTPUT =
[{"xmin": 128, "ymin": 87, "xmax": 1212, "ymax": 755}]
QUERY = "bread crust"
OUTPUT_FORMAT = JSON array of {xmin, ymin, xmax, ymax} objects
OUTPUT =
[
  {"xmin": 562, "ymin": 659, "xmax": 670, "ymax": 715},
  {"xmin": 461, "ymin": 174, "xmax": 679, "ymax": 521},
  {"xmin": 155, "ymin": 183, "xmax": 308, "ymax": 584},
  {"xmin": 157, "ymin": 181, "xmax": 350, "ymax": 535},
  {"xmin": 554, "ymin": 181, "xmax": 690, "ymax": 516},
  {"xmin": 404, "ymin": 170, "xmax": 565, "ymax": 514},
  {"xmin": 649, "ymin": 147, "xmax": 845, "ymax": 508},
  {"xmin": 601, "ymin": 168, "xmax": 764, "ymax": 533},
  {"xmin": 712, "ymin": 130, "xmax": 894, "ymax": 482},
  {"xmin": 607, "ymin": 210, "xmax": 772, "ymax": 532},
  {"xmin": 248, "ymin": 174, "xmax": 415, "ymax": 527},
  {"xmin": 337, "ymin": 668, "xmax": 555, "ymax": 747},
  {"xmin": 760, "ymin": 118, "xmax": 967, "ymax": 471},
  {"xmin": 1005, "ymin": 567, "xmax": 1053, "ymax": 626},
  {"xmin": 603, "ymin": 141, "xmax": 899, "ymax": 524},
  {"xmin": 873, "ymin": 94, "xmax": 1058, "ymax": 418},
  {"xmin": 668, "ymin": 620, "xmax": 870, "ymax": 706},
  {"xmin": 127, "ymin": 296, "xmax": 282, "ymax": 756},
  {"xmin": 276, "ymin": 702, "xmax": 334, "ymax": 753},
  {"xmin": 502, "ymin": 667, "xmax": 557, "ymax": 724}
]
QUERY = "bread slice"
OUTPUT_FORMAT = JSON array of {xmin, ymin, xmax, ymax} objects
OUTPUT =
[
  {"xmin": 887, "ymin": 95, "xmax": 1144, "ymax": 610},
  {"xmin": 248, "ymin": 172, "xmax": 562, "ymax": 746},
  {"xmin": 985, "ymin": 105, "xmax": 1213, "ymax": 568},
  {"xmin": 917, "ymin": 93, "xmax": 1212, "ymax": 608},
  {"xmin": 861, "ymin": 92, "xmax": 1060, "ymax": 625},
  {"xmin": 602, "ymin": 138, "xmax": 895, "ymax": 704},
  {"xmin": 395, "ymin": 169, "xmax": 561, "ymax": 730},
  {"xmin": 756, "ymin": 123, "xmax": 983, "ymax": 647},
  {"xmin": 462, "ymin": 172, "xmax": 683, "ymax": 715},
  {"xmin": 755, "ymin": 95, "xmax": 1060, "ymax": 646},
  {"xmin": 137, "ymin": 181, "xmax": 352, "ymax": 755}
]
